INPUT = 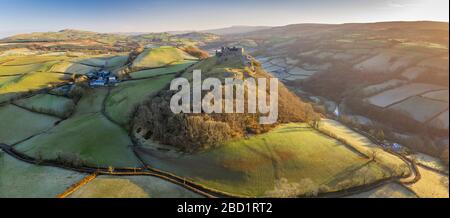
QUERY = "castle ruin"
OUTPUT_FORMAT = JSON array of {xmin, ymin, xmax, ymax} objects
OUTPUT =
[{"xmin": 215, "ymin": 46, "xmax": 254, "ymax": 70}]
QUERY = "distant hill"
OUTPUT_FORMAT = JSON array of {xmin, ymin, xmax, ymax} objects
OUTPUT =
[
  {"xmin": 0, "ymin": 29, "xmax": 221, "ymax": 53},
  {"xmin": 0, "ymin": 29, "xmax": 130, "ymax": 46},
  {"xmin": 200, "ymin": 25, "xmax": 272, "ymax": 35},
  {"xmin": 173, "ymin": 32, "xmax": 220, "ymax": 42},
  {"xmin": 213, "ymin": 21, "xmax": 449, "ymax": 161}
]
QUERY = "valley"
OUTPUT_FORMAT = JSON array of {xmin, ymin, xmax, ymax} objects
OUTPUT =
[{"xmin": 0, "ymin": 23, "xmax": 448, "ymax": 198}]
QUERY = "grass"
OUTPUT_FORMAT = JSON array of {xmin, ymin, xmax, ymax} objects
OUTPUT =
[
  {"xmin": 407, "ymin": 153, "xmax": 448, "ymax": 173},
  {"xmin": 406, "ymin": 166, "xmax": 449, "ymax": 198},
  {"xmin": 1, "ymin": 56, "xmax": 68, "ymax": 66},
  {"xmin": 346, "ymin": 183, "xmax": 417, "ymax": 198},
  {"xmin": 73, "ymin": 88, "xmax": 108, "ymax": 115},
  {"xmin": 105, "ymin": 75, "xmax": 175, "ymax": 126},
  {"xmin": 14, "ymin": 94, "xmax": 75, "ymax": 118},
  {"xmin": 132, "ymin": 46, "xmax": 197, "ymax": 69},
  {"xmin": 137, "ymin": 123, "xmax": 405, "ymax": 197},
  {"xmin": 0, "ymin": 104, "xmax": 60, "ymax": 145},
  {"xmin": 0, "ymin": 75, "xmax": 20, "ymax": 87},
  {"xmin": 422, "ymin": 90, "xmax": 449, "ymax": 102},
  {"xmin": 0, "ymin": 64, "xmax": 46, "ymax": 76},
  {"xmin": 68, "ymin": 175, "xmax": 203, "ymax": 198},
  {"xmin": 389, "ymin": 96, "xmax": 448, "ymax": 123},
  {"xmin": 74, "ymin": 55, "xmax": 128, "ymax": 68},
  {"xmin": 14, "ymin": 113, "xmax": 141, "ymax": 168},
  {"xmin": 50, "ymin": 62, "xmax": 100, "ymax": 75},
  {"xmin": 318, "ymin": 119, "xmax": 410, "ymax": 172},
  {"xmin": 0, "ymin": 151, "xmax": 86, "ymax": 198},
  {"xmin": 0, "ymin": 72, "xmax": 70, "ymax": 96},
  {"xmin": 105, "ymin": 55, "xmax": 129, "ymax": 69},
  {"xmin": 366, "ymin": 83, "xmax": 445, "ymax": 108},
  {"xmin": 130, "ymin": 60, "xmax": 196, "ymax": 79}
]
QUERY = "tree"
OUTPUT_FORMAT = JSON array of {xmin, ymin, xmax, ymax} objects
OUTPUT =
[
  {"xmin": 375, "ymin": 129, "xmax": 385, "ymax": 142},
  {"xmin": 441, "ymin": 148, "xmax": 449, "ymax": 167},
  {"xmin": 369, "ymin": 150, "xmax": 378, "ymax": 162}
]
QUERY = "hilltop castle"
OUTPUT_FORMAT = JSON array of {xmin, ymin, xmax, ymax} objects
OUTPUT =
[
  {"xmin": 215, "ymin": 46, "xmax": 245, "ymax": 58},
  {"xmin": 215, "ymin": 46, "xmax": 253, "ymax": 70}
]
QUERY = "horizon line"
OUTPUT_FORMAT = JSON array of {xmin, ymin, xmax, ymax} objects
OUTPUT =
[{"xmin": 1, "ymin": 20, "xmax": 448, "ymax": 39}]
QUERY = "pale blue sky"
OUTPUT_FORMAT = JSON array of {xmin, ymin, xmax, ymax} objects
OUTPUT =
[{"xmin": 0, "ymin": 0, "xmax": 448, "ymax": 37}]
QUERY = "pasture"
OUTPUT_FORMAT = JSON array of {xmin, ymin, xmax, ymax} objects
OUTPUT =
[
  {"xmin": 75, "ymin": 55, "xmax": 129, "ymax": 69},
  {"xmin": 362, "ymin": 79, "xmax": 407, "ymax": 96},
  {"xmin": 137, "ymin": 123, "xmax": 405, "ymax": 197},
  {"xmin": 130, "ymin": 60, "xmax": 196, "ymax": 79},
  {"xmin": 14, "ymin": 94, "xmax": 75, "ymax": 118},
  {"xmin": 429, "ymin": 110, "xmax": 449, "ymax": 130},
  {"xmin": 50, "ymin": 62, "xmax": 100, "ymax": 75},
  {"xmin": 366, "ymin": 83, "xmax": 446, "ymax": 108},
  {"xmin": 105, "ymin": 75, "xmax": 175, "ymax": 126},
  {"xmin": 73, "ymin": 88, "xmax": 108, "ymax": 115},
  {"xmin": 1, "ymin": 56, "xmax": 67, "ymax": 66},
  {"xmin": 0, "ymin": 64, "xmax": 46, "ymax": 76},
  {"xmin": 405, "ymin": 166, "xmax": 449, "ymax": 198},
  {"xmin": 0, "ymin": 151, "xmax": 86, "ymax": 198},
  {"xmin": 422, "ymin": 90, "xmax": 449, "ymax": 102},
  {"xmin": 68, "ymin": 175, "xmax": 202, "ymax": 198},
  {"xmin": 346, "ymin": 183, "xmax": 417, "ymax": 198},
  {"xmin": 132, "ymin": 46, "xmax": 197, "ymax": 69},
  {"xmin": 389, "ymin": 96, "xmax": 448, "ymax": 123},
  {"xmin": 318, "ymin": 119, "xmax": 409, "ymax": 172},
  {"xmin": 0, "ymin": 75, "xmax": 20, "ymax": 87},
  {"xmin": 0, "ymin": 104, "xmax": 60, "ymax": 145},
  {"xmin": 14, "ymin": 113, "xmax": 141, "ymax": 168},
  {"xmin": 0, "ymin": 72, "xmax": 70, "ymax": 97}
]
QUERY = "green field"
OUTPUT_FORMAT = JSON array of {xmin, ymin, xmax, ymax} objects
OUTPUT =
[
  {"xmin": 0, "ymin": 151, "xmax": 86, "ymax": 198},
  {"xmin": 105, "ymin": 75, "xmax": 175, "ymax": 126},
  {"xmin": 0, "ymin": 104, "xmax": 60, "ymax": 145},
  {"xmin": 68, "ymin": 175, "xmax": 202, "ymax": 198},
  {"xmin": 74, "ymin": 55, "xmax": 128, "ymax": 69},
  {"xmin": 73, "ymin": 88, "xmax": 108, "ymax": 115},
  {"xmin": 105, "ymin": 55, "xmax": 129, "ymax": 69},
  {"xmin": 50, "ymin": 62, "xmax": 100, "ymax": 74},
  {"xmin": 137, "ymin": 123, "xmax": 406, "ymax": 197},
  {"xmin": 14, "ymin": 94, "xmax": 75, "ymax": 118},
  {"xmin": 0, "ymin": 63, "xmax": 47, "ymax": 76},
  {"xmin": 0, "ymin": 72, "xmax": 70, "ymax": 96},
  {"xmin": 406, "ymin": 166, "xmax": 449, "ymax": 198},
  {"xmin": 1, "ymin": 56, "xmax": 68, "ymax": 66},
  {"xmin": 318, "ymin": 119, "xmax": 411, "ymax": 171},
  {"xmin": 14, "ymin": 113, "xmax": 141, "ymax": 168},
  {"xmin": 346, "ymin": 183, "xmax": 417, "ymax": 198},
  {"xmin": 0, "ymin": 75, "xmax": 20, "ymax": 87},
  {"xmin": 130, "ymin": 60, "xmax": 196, "ymax": 79},
  {"xmin": 132, "ymin": 46, "xmax": 197, "ymax": 69}
]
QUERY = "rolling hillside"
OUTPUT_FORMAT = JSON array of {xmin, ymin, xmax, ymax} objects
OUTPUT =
[{"xmin": 211, "ymin": 21, "xmax": 449, "ymax": 163}]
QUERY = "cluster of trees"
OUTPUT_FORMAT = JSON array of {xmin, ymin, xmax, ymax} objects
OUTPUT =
[{"xmin": 180, "ymin": 45, "xmax": 210, "ymax": 60}]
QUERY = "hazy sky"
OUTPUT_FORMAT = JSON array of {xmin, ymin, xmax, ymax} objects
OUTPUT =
[{"xmin": 0, "ymin": 0, "xmax": 448, "ymax": 37}]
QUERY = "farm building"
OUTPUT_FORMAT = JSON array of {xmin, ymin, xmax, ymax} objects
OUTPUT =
[
  {"xmin": 88, "ymin": 70, "xmax": 119, "ymax": 87},
  {"xmin": 90, "ymin": 78, "xmax": 106, "ymax": 87}
]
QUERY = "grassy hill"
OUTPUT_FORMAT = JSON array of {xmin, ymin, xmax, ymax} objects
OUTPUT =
[
  {"xmin": 131, "ymin": 46, "xmax": 197, "ymax": 69},
  {"xmin": 136, "ymin": 122, "xmax": 409, "ymax": 197},
  {"xmin": 1, "ymin": 29, "xmax": 127, "ymax": 44},
  {"xmin": 133, "ymin": 54, "xmax": 320, "ymax": 151},
  {"xmin": 216, "ymin": 21, "xmax": 449, "ymax": 163}
]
